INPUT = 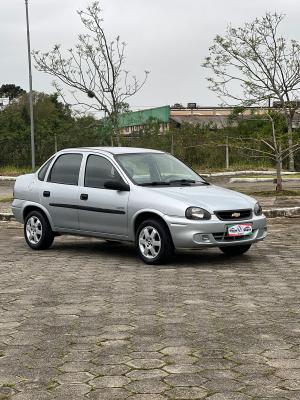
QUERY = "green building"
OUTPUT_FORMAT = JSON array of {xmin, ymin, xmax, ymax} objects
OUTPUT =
[{"xmin": 119, "ymin": 105, "xmax": 170, "ymax": 134}]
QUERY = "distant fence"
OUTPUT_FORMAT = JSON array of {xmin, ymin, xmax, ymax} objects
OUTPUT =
[{"xmin": 0, "ymin": 130, "xmax": 299, "ymax": 171}]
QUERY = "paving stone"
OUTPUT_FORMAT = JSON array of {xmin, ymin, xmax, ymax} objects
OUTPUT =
[
  {"xmin": 59, "ymin": 361, "xmax": 93, "ymax": 372},
  {"xmin": 204, "ymin": 378, "xmax": 245, "ymax": 392},
  {"xmin": 129, "ymin": 395, "xmax": 166, "ymax": 400},
  {"xmin": 163, "ymin": 364, "xmax": 200, "ymax": 374},
  {"xmin": 56, "ymin": 372, "xmax": 93, "ymax": 384},
  {"xmin": 164, "ymin": 373, "xmax": 207, "ymax": 387},
  {"xmin": 266, "ymin": 358, "xmax": 300, "ymax": 369},
  {"xmin": 86, "ymin": 388, "xmax": 131, "ymax": 399},
  {"xmin": 126, "ymin": 378, "xmax": 169, "ymax": 394},
  {"xmin": 51, "ymin": 383, "xmax": 91, "ymax": 397},
  {"xmin": 206, "ymin": 394, "xmax": 252, "ymax": 400},
  {"xmin": 0, "ymin": 219, "xmax": 300, "ymax": 399},
  {"xmin": 126, "ymin": 369, "xmax": 168, "ymax": 380},
  {"xmin": 126, "ymin": 358, "xmax": 165, "ymax": 369},
  {"xmin": 165, "ymin": 386, "xmax": 208, "ymax": 399},
  {"xmin": 90, "ymin": 375, "xmax": 130, "ymax": 388},
  {"xmin": 160, "ymin": 346, "xmax": 192, "ymax": 355},
  {"xmin": 12, "ymin": 391, "xmax": 52, "ymax": 400},
  {"xmin": 281, "ymin": 379, "xmax": 300, "ymax": 390},
  {"xmin": 90, "ymin": 364, "xmax": 131, "ymax": 376}
]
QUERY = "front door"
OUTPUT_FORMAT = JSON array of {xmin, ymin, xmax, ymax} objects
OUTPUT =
[{"xmin": 78, "ymin": 155, "xmax": 129, "ymax": 237}]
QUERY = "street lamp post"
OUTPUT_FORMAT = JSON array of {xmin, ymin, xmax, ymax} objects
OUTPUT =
[{"xmin": 25, "ymin": 0, "xmax": 35, "ymax": 170}]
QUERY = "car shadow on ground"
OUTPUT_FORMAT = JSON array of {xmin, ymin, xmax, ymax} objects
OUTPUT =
[{"xmin": 44, "ymin": 236, "xmax": 258, "ymax": 270}]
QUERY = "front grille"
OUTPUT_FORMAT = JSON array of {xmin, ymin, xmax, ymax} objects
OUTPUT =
[
  {"xmin": 215, "ymin": 209, "xmax": 252, "ymax": 221},
  {"xmin": 213, "ymin": 232, "xmax": 253, "ymax": 242}
]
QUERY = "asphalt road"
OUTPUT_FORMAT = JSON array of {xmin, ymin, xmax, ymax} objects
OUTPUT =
[{"xmin": 0, "ymin": 218, "xmax": 299, "ymax": 399}]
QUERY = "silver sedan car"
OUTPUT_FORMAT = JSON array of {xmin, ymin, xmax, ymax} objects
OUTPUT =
[{"xmin": 12, "ymin": 147, "xmax": 267, "ymax": 264}]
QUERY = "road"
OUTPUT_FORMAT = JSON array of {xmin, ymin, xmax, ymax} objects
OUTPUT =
[{"xmin": 0, "ymin": 218, "xmax": 299, "ymax": 399}]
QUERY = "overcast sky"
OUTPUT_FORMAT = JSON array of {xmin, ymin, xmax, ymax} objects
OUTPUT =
[{"xmin": 1, "ymin": 0, "xmax": 300, "ymax": 112}]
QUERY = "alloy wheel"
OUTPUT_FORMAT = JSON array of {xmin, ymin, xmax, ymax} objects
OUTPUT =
[
  {"xmin": 26, "ymin": 216, "xmax": 43, "ymax": 245},
  {"xmin": 138, "ymin": 226, "xmax": 161, "ymax": 259}
]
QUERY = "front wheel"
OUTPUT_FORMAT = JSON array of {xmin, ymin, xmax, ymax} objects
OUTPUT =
[
  {"xmin": 24, "ymin": 210, "xmax": 54, "ymax": 250},
  {"xmin": 136, "ymin": 219, "xmax": 174, "ymax": 265},
  {"xmin": 219, "ymin": 244, "xmax": 252, "ymax": 256}
]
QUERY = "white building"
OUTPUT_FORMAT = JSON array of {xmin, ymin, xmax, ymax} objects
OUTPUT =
[{"xmin": 0, "ymin": 97, "xmax": 9, "ymax": 110}]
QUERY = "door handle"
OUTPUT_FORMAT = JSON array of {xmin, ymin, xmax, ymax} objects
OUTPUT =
[
  {"xmin": 43, "ymin": 191, "xmax": 50, "ymax": 197},
  {"xmin": 80, "ymin": 193, "xmax": 88, "ymax": 201}
]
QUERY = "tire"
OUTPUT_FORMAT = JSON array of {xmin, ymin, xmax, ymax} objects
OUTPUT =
[
  {"xmin": 219, "ymin": 244, "xmax": 252, "ymax": 256},
  {"xmin": 136, "ymin": 218, "xmax": 174, "ymax": 265},
  {"xmin": 24, "ymin": 210, "xmax": 54, "ymax": 250}
]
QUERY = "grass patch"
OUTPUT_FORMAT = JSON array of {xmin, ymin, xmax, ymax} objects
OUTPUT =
[
  {"xmin": 46, "ymin": 379, "xmax": 60, "ymax": 391},
  {"xmin": 1, "ymin": 383, "xmax": 15, "ymax": 389},
  {"xmin": 0, "ymin": 166, "xmax": 32, "ymax": 176},
  {"xmin": 242, "ymin": 189, "xmax": 300, "ymax": 197},
  {"xmin": 0, "ymin": 196, "xmax": 13, "ymax": 203}
]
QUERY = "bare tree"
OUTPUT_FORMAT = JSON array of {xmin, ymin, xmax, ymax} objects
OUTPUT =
[
  {"xmin": 203, "ymin": 12, "xmax": 300, "ymax": 171},
  {"xmin": 33, "ymin": 1, "xmax": 149, "ymax": 145},
  {"xmin": 229, "ymin": 111, "xmax": 300, "ymax": 191}
]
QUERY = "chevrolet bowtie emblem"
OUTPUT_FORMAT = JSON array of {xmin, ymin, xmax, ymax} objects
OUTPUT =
[{"xmin": 232, "ymin": 212, "xmax": 241, "ymax": 218}]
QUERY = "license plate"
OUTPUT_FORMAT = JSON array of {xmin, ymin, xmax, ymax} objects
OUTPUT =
[{"xmin": 227, "ymin": 223, "xmax": 253, "ymax": 237}]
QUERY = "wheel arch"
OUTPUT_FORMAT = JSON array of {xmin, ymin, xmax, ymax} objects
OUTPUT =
[
  {"xmin": 132, "ymin": 210, "xmax": 173, "ymax": 244},
  {"xmin": 23, "ymin": 203, "xmax": 54, "ymax": 230}
]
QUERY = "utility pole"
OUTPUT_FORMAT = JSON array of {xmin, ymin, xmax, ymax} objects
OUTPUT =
[
  {"xmin": 225, "ymin": 136, "xmax": 229, "ymax": 169},
  {"xmin": 25, "ymin": 0, "xmax": 35, "ymax": 170}
]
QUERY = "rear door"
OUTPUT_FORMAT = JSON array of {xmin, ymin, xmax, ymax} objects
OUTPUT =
[
  {"xmin": 78, "ymin": 154, "xmax": 129, "ymax": 237},
  {"xmin": 40, "ymin": 153, "xmax": 82, "ymax": 230}
]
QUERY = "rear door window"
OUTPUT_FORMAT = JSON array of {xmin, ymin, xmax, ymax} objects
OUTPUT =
[{"xmin": 48, "ymin": 154, "xmax": 82, "ymax": 185}]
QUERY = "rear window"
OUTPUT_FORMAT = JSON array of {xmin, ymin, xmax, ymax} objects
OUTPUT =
[{"xmin": 48, "ymin": 153, "xmax": 82, "ymax": 185}]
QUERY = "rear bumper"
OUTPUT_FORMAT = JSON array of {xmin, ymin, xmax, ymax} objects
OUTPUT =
[
  {"xmin": 165, "ymin": 214, "xmax": 267, "ymax": 250},
  {"xmin": 12, "ymin": 199, "xmax": 25, "ymax": 223}
]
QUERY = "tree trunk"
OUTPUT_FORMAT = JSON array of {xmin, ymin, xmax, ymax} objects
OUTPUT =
[
  {"xmin": 115, "ymin": 129, "xmax": 121, "ymax": 147},
  {"xmin": 287, "ymin": 119, "xmax": 295, "ymax": 171},
  {"xmin": 225, "ymin": 136, "xmax": 229, "ymax": 169},
  {"xmin": 276, "ymin": 155, "xmax": 283, "ymax": 192}
]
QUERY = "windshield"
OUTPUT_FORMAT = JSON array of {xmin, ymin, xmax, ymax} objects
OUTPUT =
[{"xmin": 115, "ymin": 152, "xmax": 207, "ymax": 186}]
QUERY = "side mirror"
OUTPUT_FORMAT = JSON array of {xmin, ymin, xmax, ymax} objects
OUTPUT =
[{"xmin": 104, "ymin": 180, "xmax": 130, "ymax": 191}]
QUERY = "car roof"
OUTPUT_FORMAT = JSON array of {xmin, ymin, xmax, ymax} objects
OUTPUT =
[{"xmin": 60, "ymin": 147, "xmax": 165, "ymax": 155}]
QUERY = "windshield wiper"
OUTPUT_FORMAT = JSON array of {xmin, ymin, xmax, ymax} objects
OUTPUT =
[
  {"xmin": 169, "ymin": 179, "xmax": 195, "ymax": 185},
  {"xmin": 169, "ymin": 179, "xmax": 210, "ymax": 186},
  {"xmin": 140, "ymin": 181, "xmax": 171, "ymax": 186}
]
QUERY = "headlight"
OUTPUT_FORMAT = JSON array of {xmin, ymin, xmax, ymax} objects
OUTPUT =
[
  {"xmin": 254, "ymin": 202, "xmax": 262, "ymax": 216},
  {"xmin": 185, "ymin": 207, "xmax": 211, "ymax": 220}
]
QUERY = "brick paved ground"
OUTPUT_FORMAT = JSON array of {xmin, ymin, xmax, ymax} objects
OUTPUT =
[{"xmin": 0, "ymin": 218, "xmax": 299, "ymax": 400}]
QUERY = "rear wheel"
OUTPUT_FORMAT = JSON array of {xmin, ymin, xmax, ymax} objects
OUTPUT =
[
  {"xmin": 24, "ymin": 210, "xmax": 54, "ymax": 250},
  {"xmin": 136, "ymin": 219, "xmax": 174, "ymax": 265},
  {"xmin": 219, "ymin": 244, "xmax": 251, "ymax": 256}
]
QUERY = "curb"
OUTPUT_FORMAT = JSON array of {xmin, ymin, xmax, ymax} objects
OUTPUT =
[
  {"xmin": 263, "ymin": 207, "xmax": 300, "ymax": 218},
  {"xmin": 0, "ymin": 176, "xmax": 16, "ymax": 181},
  {"xmin": 202, "ymin": 170, "xmax": 298, "ymax": 178},
  {"xmin": 230, "ymin": 177, "xmax": 300, "ymax": 183},
  {"xmin": 1, "ymin": 207, "xmax": 300, "ymax": 222},
  {"xmin": 0, "ymin": 213, "xmax": 15, "ymax": 221}
]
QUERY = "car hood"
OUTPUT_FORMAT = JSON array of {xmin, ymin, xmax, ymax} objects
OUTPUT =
[{"xmin": 147, "ymin": 184, "xmax": 256, "ymax": 212}]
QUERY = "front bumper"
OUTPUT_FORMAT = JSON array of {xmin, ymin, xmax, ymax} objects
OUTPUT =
[{"xmin": 165, "ymin": 214, "xmax": 267, "ymax": 250}]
